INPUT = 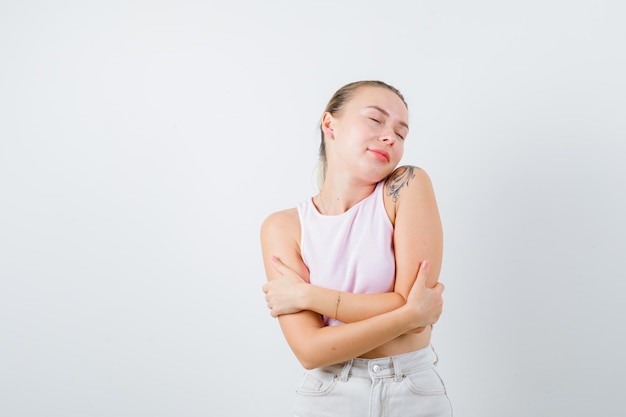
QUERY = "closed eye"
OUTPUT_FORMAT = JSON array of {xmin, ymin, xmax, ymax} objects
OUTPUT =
[
  {"xmin": 396, "ymin": 132, "xmax": 405, "ymax": 140},
  {"xmin": 368, "ymin": 117, "xmax": 382, "ymax": 124}
]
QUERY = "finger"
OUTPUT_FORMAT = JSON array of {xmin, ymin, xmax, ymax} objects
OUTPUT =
[
  {"xmin": 271, "ymin": 263, "xmax": 283, "ymax": 275},
  {"xmin": 262, "ymin": 283, "xmax": 268, "ymax": 294},
  {"xmin": 270, "ymin": 255, "xmax": 287, "ymax": 275},
  {"xmin": 415, "ymin": 260, "xmax": 430, "ymax": 285}
]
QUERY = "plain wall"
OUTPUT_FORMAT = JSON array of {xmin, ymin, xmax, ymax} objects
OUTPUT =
[{"xmin": 1, "ymin": 1, "xmax": 625, "ymax": 416}]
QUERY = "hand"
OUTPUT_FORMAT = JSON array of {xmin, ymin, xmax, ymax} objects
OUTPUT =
[
  {"xmin": 262, "ymin": 256, "xmax": 308, "ymax": 317},
  {"xmin": 404, "ymin": 260, "xmax": 444, "ymax": 329}
]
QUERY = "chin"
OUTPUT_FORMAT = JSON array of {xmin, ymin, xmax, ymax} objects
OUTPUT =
[
  {"xmin": 358, "ymin": 162, "xmax": 396, "ymax": 184},
  {"xmin": 366, "ymin": 171, "xmax": 392, "ymax": 185}
]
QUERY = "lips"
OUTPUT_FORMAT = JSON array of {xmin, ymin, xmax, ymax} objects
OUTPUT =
[{"xmin": 368, "ymin": 148, "xmax": 390, "ymax": 162}]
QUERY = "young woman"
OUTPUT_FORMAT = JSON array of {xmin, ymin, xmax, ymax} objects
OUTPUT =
[{"xmin": 260, "ymin": 80, "xmax": 452, "ymax": 416}]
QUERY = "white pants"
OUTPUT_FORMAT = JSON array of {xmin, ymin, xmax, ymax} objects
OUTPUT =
[{"xmin": 293, "ymin": 345, "xmax": 452, "ymax": 417}]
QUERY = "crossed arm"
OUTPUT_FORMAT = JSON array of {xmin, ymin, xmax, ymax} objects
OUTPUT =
[
  {"xmin": 260, "ymin": 166, "xmax": 444, "ymax": 369},
  {"xmin": 264, "ymin": 255, "xmax": 408, "ymax": 322}
]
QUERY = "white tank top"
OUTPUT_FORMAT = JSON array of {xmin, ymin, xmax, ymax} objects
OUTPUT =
[{"xmin": 297, "ymin": 180, "xmax": 395, "ymax": 326}]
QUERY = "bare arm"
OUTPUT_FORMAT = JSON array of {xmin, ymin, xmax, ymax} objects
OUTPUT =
[
  {"xmin": 388, "ymin": 166, "xmax": 443, "ymax": 302},
  {"xmin": 260, "ymin": 207, "xmax": 444, "ymax": 370}
]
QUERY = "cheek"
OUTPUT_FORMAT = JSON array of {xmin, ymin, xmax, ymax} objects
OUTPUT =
[{"xmin": 394, "ymin": 143, "xmax": 405, "ymax": 159}]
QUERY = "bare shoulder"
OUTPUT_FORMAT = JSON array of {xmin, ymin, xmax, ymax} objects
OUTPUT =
[
  {"xmin": 260, "ymin": 207, "xmax": 309, "ymax": 281},
  {"xmin": 384, "ymin": 165, "xmax": 433, "ymax": 203},
  {"xmin": 260, "ymin": 207, "xmax": 302, "ymax": 259},
  {"xmin": 261, "ymin": 207, "xmax": 300, "ymax": 239}
]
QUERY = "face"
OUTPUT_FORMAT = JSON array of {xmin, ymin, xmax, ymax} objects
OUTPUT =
[{"xmin": 323, "ymin": 86, "xmax": 409, "ymax": 183}]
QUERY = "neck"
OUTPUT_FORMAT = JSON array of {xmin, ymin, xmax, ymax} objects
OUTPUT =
[{"xmin": 315, "ymin": 177, "xmax": 377, "ymax": 215}]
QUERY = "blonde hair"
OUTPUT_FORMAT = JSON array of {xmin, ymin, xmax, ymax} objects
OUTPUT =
[{"xmin": 317, "ymin": 80, "xmax": 408, "ymax": 187}]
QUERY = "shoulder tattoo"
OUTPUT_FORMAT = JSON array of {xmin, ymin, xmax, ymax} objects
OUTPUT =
[{"xmin": 386, "ymin": 166, "xmax": 416, "ymax": 202}]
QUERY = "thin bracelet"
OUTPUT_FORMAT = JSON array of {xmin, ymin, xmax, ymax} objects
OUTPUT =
[{"xmin": 334, "ymin": 291, "xmax": 341, "ymax": 320}]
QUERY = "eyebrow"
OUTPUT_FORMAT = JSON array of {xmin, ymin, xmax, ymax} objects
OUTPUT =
[{"xmin": 365, "ymin": 106, "xmax": 409, "ymax": 130}]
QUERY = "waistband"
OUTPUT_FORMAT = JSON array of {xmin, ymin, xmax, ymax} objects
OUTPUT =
[{"xmin": 321, "ymin": 344, "xmax": 439, "ymax": 383}]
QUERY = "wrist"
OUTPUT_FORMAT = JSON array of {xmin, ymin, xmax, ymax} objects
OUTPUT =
[
  {"xmin": 397, "ymin": 303, "xmax": 425, "ymax": 330},
  {"xmin": 300, "ymin": 282, "xmax": 313, "ymax": 311},
  {"xmin": 303, "ymin": 284, "xmax": 334, "ymax": 318}
]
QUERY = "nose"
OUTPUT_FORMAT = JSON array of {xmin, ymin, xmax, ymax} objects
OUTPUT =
[{"xmin": 379, "ymin": 128, "xmax": 396, "ymax": 145}]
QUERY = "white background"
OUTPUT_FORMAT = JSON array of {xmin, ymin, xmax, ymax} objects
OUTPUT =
[{"xmin": 1, "ymin": 1, "xmax": 625, "ymax": 416}]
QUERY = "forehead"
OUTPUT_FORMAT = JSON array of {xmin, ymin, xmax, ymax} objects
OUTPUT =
[{"xmin": 346, "ymin": 86, "xmax": 408, "ymax": 120}]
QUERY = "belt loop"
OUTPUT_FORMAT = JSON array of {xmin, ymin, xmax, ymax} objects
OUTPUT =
[
  {"xmin": 392, "ymin": 357, "xmax": 402, "ymax": 382},
  {"xmin": 339, "ymin": 359, "xmax": 353, "ymax": 382}
]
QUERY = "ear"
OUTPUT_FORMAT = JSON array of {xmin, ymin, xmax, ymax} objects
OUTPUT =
[{"xmin": 321, "ymin": 112, "xmax": 335, "ymax": 140}]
